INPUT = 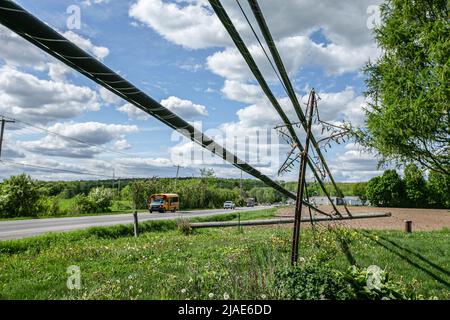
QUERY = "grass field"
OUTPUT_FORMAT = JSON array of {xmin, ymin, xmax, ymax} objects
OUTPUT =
[{"xmin": 0, "ymin": 209, "xmax": 448, "ymax": 300}]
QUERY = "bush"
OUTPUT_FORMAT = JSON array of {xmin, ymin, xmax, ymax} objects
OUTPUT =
[
  {"xmin": 274, "ymin": 262, "xmax": 407, "ymax": 300},
  {"xmin": 72, "ymin": 194, "xmax": 96, "ymax": 214},
  {"xmin": 88, "ymin": 187, "xmax": 113, "ymax": 212},
  {"xmin": 0, "ymin": 174, "xmax": 42, "ymax": 218},
  {"xmin": 366, "ymin": 170, "xmax": 405, "ymax": 207},
  {"xmin": 37, "ymin": 196, "xmax": 64, "ymax": 216}
]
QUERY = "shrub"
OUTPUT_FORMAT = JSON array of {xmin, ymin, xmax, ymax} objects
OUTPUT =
[
  {"xmin": 88, "ymin": 187, "xmax": 113, "ymax": 212},
  {"xmin": 37, "ymin": 196, "xmax": 64, "ymax": 216},
  {"xmin": 72, "ymin": 194, "xmax": 96, "ymax": 214},
  {"xmin": 274, "ymin": 262, "xmax": 407, "ymax": 300},
  {"xmin": 0, "ymin": 174, "xmax": 42, "ymax": 218}
]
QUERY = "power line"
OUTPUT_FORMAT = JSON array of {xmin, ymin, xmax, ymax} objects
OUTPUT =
[
  {"xmin": 0, "ymin": 0, "xmax": 297, "ymax": 200},
  {"xmin": 235, "ymin": 0, "xmax": 289, "ymax": 97},
  {"xmin": 0, "ymin": 159, "xmax": 113, "ymax": 178}
]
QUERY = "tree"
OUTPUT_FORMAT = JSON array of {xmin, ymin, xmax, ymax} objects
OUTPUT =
[
  {"xmin": 88, "ymin": 187, "xmax": 113, "ymax": 212},
  {"xmin": 0, "ymin": 174, "xmax": 42, "ymax": 217},
  {"xmin": 352, "ymin": 182, "xmax": 368, "ymax": 202},
  {"xmin": 366, "ymin": 170, "xmax": 405, "ymax": 207},
  {"xmin": 427, "ymin": 171, "xmax": 450, "ymax": 208},
  {"xmin": 403, "ymin": 164, "xmax": 428, "ymax": 207},
  {"xmin": 357, "ymin": 0, "xmax": 449, "ymax": 175}
]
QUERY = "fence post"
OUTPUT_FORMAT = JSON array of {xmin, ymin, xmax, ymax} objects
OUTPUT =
[
  {"xmin": 133, "ymin": 211, "xmax": 139, "ymax": 237},
  {"xmin": 404, "ymin": 220, "xmax": 412, "ymax": 233}
]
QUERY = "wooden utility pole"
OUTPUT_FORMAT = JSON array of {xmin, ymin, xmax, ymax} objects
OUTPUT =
[
  {"xmin": 291, "ymin": 90, "xmax": 315, "ymax": 265},
  {"xmin": 0, "ymin": 117, "xmax": 15, "ymax": 159}
]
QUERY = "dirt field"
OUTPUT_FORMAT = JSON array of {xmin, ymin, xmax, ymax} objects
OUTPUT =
[{"xmin": 276, "ymin": 206, "xmax": 450, "ymax": 231}]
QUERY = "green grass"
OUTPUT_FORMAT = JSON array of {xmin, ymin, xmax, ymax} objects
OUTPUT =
[{"xmin": 0, "ymin": 214, "xmax": 448, "ymax": 300}]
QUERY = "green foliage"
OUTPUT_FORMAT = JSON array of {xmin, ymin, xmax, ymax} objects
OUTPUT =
[
  {"xmin": 404, "ymin": 164, "xmax": 428, "ymax": 207},
  {"xmin": 275, "ymin": 262, "xmax": 407, "ymax": 300},
  {"xmin": 0, "ymin": 174, "xmax": 42, "ymax": 218},
  {"xmin": 358, "ymin": 0, "xmax": 449, "ymax": 175},
  {"xmin": 366, "ymin": 167, "xmax": 448, "ymax": 208},
  {"xmin": 352, "ymin": 182, "xmax": 368, "ymax": 202},
  {"xmin": 88, "ymin": 187, "xmax": 113, "ymax": 213},
  {"xmin": 72, "ymin": 194, "xmax": 96, "ymax": 214},
  {"xmin": 37, "ymin": 196, "xmax": 64, "ymax": 217},
  {"xmin": 366, "ymin": 170, "xmax": 405, "ymax": 207},
  {"xmin": 427, "ymin": 171, "xmax": 450, "ymax": 208}
]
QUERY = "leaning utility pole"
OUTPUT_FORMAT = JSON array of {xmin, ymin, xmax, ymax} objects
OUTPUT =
[
  {"xmin": 291, "ymin": 90, "xmax": 315, "ymax": 265},
  {"xmin": 0, "ymin": 117, "xmax": 15, "ymax": 159}
]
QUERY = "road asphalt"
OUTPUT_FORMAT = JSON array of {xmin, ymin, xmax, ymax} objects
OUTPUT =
[{"xmin": 0, "ymin": 206, "xmax": 273, "ymax": 240}]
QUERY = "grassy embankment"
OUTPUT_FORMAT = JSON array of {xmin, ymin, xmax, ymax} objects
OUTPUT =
[{"xmin": 0, "ymin": 208, "xmax": 448, "ymax": 299}]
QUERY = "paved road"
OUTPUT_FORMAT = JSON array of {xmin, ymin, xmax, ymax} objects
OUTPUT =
[{"xmin": 0, "ymin": 206, "xmax": 273, "ymax": 240}]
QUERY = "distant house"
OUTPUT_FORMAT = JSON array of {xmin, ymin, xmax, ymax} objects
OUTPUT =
[
  {"xmin": 310, "ymin": 196, "xmax": 345, "ymax": 206},
  {"xmin": 343, "ymin": 196, "xmax": 367, "ymax": 206}
]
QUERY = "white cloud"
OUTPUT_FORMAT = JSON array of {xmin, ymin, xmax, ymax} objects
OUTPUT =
[
  {"xmin": 129, "ymin": 0, "xmax": 232, "ymax": 49},
  {"xmin": 207, "ymin": 36, "xmax": 378, "ymax": 81},
  {"xmin": 0, "ymin": 66, "xmax": 100, "ymax": 125},
  {"xmin": 117, "ymin": 103, "xmax": 151, "ymax": 120},
  {"xmin": 160, "ymin": 96, "xmax": 208, "ymax": 119},
  {"xmin": 62, "ymin": 31, "xmax": 110, "ymax": 60},
  {"xmin": 19, "ymin": 122, "xmax": 138, "ymax": 158}
]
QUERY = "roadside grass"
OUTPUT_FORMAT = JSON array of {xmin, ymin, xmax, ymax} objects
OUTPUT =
[{"xmin": 0, "ymin": 214, "xmax": 448, "ymax": 299}]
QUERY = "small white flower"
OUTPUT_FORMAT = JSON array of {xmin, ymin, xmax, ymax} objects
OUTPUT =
[
  {"xmin": 138, "ymin": 289, "xmax": 143, "ymax": 293},
  {"xmin": 299, "ymin": 257, "xmax": 306, "ymax": 263},
  {"xmin": 189, "ymin": 277, "xmax": 193, "ymax": 283},
  {"xmin": 223, "ymin": 292, "xmax": 230, "ymax": 300},
  {"xmin": 129, "ymin": 286, "xmax": 133, "ymax": 290},
  {"xmin": 181, "ymin": 288, "xmax": 187, "ymax": 294},
  {"xmin": 208, "ymin": 293, "xmax": 214, "ymax": 298},
  {"xmin": 128, "ymin": 275, "xmax": 134, "ymax": 280},
  {"xmin": 261, "ymin": 294, "xmax": 267, "ymax": 299}
]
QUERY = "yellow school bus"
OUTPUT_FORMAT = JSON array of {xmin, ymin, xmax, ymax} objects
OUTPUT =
[{"xmin": 148, "ymin": 193, "xmax": 179, "ymax": 213}]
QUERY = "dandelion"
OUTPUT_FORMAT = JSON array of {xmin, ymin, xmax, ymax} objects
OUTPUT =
[
  {"xmin": 208, "ymin": 293, "xmax": 214, "ymax": 298},
  {"xmin": 181, "ymin": 288, "xmax": 187, "ymax": 294},
  {"xmin": 223, "ymin": 292, "xmax": 230, "ymax": 300}
]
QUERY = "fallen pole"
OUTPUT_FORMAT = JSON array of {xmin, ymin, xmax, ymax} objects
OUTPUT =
[{"xmin": 190, "ymin": 212, "xmax": 392, "ymax": 229}]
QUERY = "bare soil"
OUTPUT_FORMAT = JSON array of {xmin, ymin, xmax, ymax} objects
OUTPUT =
[{"xmin": 276, "ymin": 206, "xmax": 450, "ymax": 231}]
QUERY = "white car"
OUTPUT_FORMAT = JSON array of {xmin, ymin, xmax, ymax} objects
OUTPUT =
[{"xmin": 223, "ymin": 201, "xmax": 235, "ymax": 209}]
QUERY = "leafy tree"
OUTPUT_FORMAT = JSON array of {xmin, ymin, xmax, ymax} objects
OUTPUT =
[
  {"xmin": 0, "ymin": 174, "xmax": 42, "ymax": 218},
  {"xmin": 427, "ymin": 171, "xmax": 450, "ymax": 208},
  {"xmin": 403, "ymin": 164, "xmax": 428, "ymax": 207},
  {"xmin": 88, "ymin": 187, "xmax": 113, "ymax": 212},
  {"xmin": 352, "ymin": 182, "xmax": 368, "ymax": 202},
  {"xmin": 366, "ymin": 170, "xmax": 405, "ymax": 207},
  {"xmin": 357, "ymin": 0, "xmax": 449, "ymax": 175}
]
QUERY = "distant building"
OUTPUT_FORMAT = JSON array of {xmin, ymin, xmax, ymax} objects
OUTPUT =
[
  {"xmin": 343, "ymin": 196, "xmax": 367, "ymax": 206},
  {"xmin": 310, "ymin": 196, "xmax": 345, "ymax": 206}
]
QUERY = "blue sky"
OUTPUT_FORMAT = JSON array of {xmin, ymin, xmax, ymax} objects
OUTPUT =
[{"xmin": 0, "ymin": 0, "xmax": 385, "ymax": 182}]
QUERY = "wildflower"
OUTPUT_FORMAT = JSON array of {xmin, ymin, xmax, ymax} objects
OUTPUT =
[
  {"xmin": 223, "ymin": 292, "xmax": 230, "ymax": 300},
  {"xmin": 129, "ymin": 286, "xmax": 133, "ymax": 290},
  {"xmin": 208, "ymin": 293, "xmax": 214, "ymax": 298},
  {"xmin": 261, "ymin": 294, "xmax": 267, "ymax": 299},
  {"xmin": 138, "ymin": 289, "xmax": 143, "ymax": 293},
  {"xmin": 181, "ymin": 288, "xmax": 187, "ymax": 294},
  {"xmin": 189, "ymin": 277, "xmax": 193, "ymax": 283}
]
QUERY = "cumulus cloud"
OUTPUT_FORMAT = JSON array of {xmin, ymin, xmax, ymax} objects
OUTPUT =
[
  {"xmin": 62, "ymin": 31, "xmax": 110, "ymax": 60},
  {"xmin": 160, "ymin": 96, "xmax": 208, "ymax": 119},
  {"xmin": 129, "ymin": 0, "xmax": 232, "ymax": 49},
  {"xmin": 207, "ymin": 36, "xmax": 378, "ymax": 81},
  {"xmin": 0, "ymin": 66, "xmax": 101, "ymax": 125},
  {"xmin": 19, "ymin": 122, "xmax": 138, "ymax": 158},
  {"xmin": 117, "ymin": 103, "xmax": 151, "ymax": 120}
]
